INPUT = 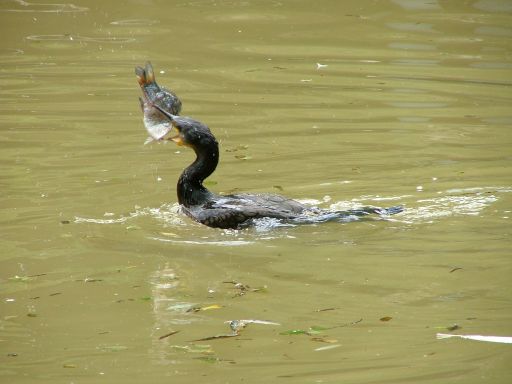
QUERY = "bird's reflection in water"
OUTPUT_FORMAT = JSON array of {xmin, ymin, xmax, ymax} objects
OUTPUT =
[{"xmin": 148, "ymin": 264, "xmax": 193, "ymax": 364}]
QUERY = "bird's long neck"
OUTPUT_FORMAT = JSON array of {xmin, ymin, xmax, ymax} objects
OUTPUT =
[{"xmin": 177, "ymin": 139, "xmax": 219, "ymax": 206}]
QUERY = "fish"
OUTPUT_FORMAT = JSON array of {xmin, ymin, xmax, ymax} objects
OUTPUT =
[
  {"xmin": 138, "ymin": 96, "xmax": 173, "ymax": 144},
  {"xmin": 436, "ymin": 333, "xmax": 512, "ymax": 344},
  {"xmin": 135, "ymin": 62, "xmax": 182, "ymax": 143}
]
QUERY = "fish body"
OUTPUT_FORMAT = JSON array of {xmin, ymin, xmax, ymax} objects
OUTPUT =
[{"xmin": 139, "ymin": 97, "xmax": 172, "ymax": 143}]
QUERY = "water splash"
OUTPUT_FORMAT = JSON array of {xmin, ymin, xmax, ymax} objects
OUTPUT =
[
  {"xmin": 74, "ymin": 203, "xmax": 184, "ymax": 225},
  {"xmin": 148, "ymin": 237, "xmax": 253, "ymax": 246},
  {"xmin": 74, "ymin": 187, "xmax": 509, "ymax": 235},
  {"xmin": 398, "ymin": 186, "xmax": 507, "ymax": 223}
]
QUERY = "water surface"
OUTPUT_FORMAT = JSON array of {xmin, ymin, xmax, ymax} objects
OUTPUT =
[{"xmin": 1, "ymin": 1, "xmax": 511, "ymax": 383}]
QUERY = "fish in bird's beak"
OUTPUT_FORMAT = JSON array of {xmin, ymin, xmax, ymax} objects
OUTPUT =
[
  {"xmin": 150, "ymin": 103, "xmax": 186, "ymax": 146},
  {"xmin": 135, "ymin": 62, "xmax": 182, "ymax": 144},
  {"xmin": 139, "ymin": 96, "xmax": 174, "ymax": 144}
]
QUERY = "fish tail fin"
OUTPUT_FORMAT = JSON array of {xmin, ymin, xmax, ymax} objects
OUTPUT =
[
  {"xmin": 135, "ymin": 61, "xmax": 156, "ymax": 86},
  {"xmin": 144, "ymin": 62, "xmax": 155, "ymax": 83}
]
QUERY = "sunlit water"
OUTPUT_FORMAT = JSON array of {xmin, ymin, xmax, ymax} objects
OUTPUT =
[{"xmin": 1, "ymin": 1, "xmax": 511, "ymax": 383}]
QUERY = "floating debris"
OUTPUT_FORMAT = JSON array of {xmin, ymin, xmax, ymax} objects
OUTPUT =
[
  {"xmin": 225, "ymin": 144, "xmax": 249, "ymax": 153},
  {"xmin": 190, "ymin": 334, "xmax": 237, "ymax": 342},
  {"xmin": 314, "ymin": 344, "xmax": 341, "ymax": 352},
  {"xmin": 311, "ymin": 337, "xmax": 338, "ymax": 344},
  {"xmin": 186, "ymin": 304, "xmax": 223, "ymax": 313},
  {"xmin": 379, "ymin": 316, "xmax": 393, "ymax": 322},
  {"xmin": 158, "ymin": 330, "xmax": 180, "ymax": 340},
  {"xmin": 436, "ymin": 333, "xmax": 512, "ymax": 344},
  {"xmin": 97, "ymin": 345, "xmax": 128, "ymax": 352},
  {"xmin": 234, "ymin": 154, "xmax": 252, "ymax": 160},
  {"xmin": 8, "ymin": 275, "xmax": 33, "ymax": 282},
  {"xmin": 192, "ymin": 319, "xmax": 280, "ymax": 342},
  {"xmin": 281, "ymin": 319, "xmax": 362, "ymax": 336},
  {"xmin": 78, "ymin": 278, "xmax": 103, "ymax": 283},
  {"xmin": 222, "ymin": 281, "xmax": 266, "ymax": 297},
  {"xmin": 194, "ymin": 356, "xmax": 235, "ymax": 364},
  {"xmin": 315, "ymin": 307, "xmax": 338, "ymax": 312},
  {"xmin": 446, "ymin": 324, "xmax": 461, "ymax": 331},
  {"xmin": 280, "ymin": 326, "xmax": 326, "ymax": 336},
  {"xmin": 226, "ymin": 319, "xmax": 280, "ymax": 334},
  {"xmin": 172, "ymin": 344, "xmax": 214, "ymax": 354}
]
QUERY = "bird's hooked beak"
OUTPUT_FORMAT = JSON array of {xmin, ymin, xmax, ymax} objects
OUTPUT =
[{"xmin": 152, "ymin": 104, "xmax": 185, "ymax": 146}]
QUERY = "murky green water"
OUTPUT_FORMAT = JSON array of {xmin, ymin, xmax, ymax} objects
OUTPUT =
[{"xmin": 1, "ymin": 0, "xmax": 511, "ymax": 383}]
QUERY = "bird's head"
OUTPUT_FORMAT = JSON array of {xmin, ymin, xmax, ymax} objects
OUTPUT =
[{"xmin": 152, "ymin": 104, "xmax": 216, "ymax": 149}]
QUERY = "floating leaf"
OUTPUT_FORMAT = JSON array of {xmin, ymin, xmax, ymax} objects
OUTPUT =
[
  {"xmin": 225, "ymin": 145, "xmax": 249, "ymax": 153},
  {"xmin": 172, "ymin": 344, "xmax": 214, "ymax": 354},
  {"xmin": 311, "ymin": 337, "xmax": 338, "ymax": 344},
  {"xmin": 280, "ymin": 320, "xmax": 362, "ymax": 336},
  {"xmin": 316, "ymin": 307, "xmax": 338, "ymax": 312},
  {"xmin": 234, "ymin": 154, "xmax": 252, "ymax": 160},
  {"xmin": 281, "ymin": 326, "xmax": 327, "ymax": 336},
  {"xmin": 194, "ymin": 356, "xmax": 220, "ymax": 363},
  {"xmin": 160, "ymin": 232, "xmax": 179, "ymax": 237},
  {"xmin": 280, "ymin": 329, "xmax": 308, "ymax": 335},
  {"xmin": 187, "ymin": 304, "xmax": 223, "ymax": 313},
  {"xmin": 9, "ymin": 275, "xmax": 32, "ymax": 282},
  {"xmin": 309, "ymin": 325, "xmax": 329, "ymax": 332},
  {"xmin": 200, "ymin": 304, "xmax": 223, "ymax": 311}
]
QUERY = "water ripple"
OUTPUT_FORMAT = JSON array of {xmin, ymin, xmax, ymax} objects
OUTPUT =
[
  {"xmin": 0, "ymin": 0, "xmax": 87, "ymax": 13},
  {"xmin": 110, "ymin": 19, "xmax": 160, "ymax": 26},
  {"xmin": 25, "ymin": 34, "xmax": 135, "ymax": 44}
]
